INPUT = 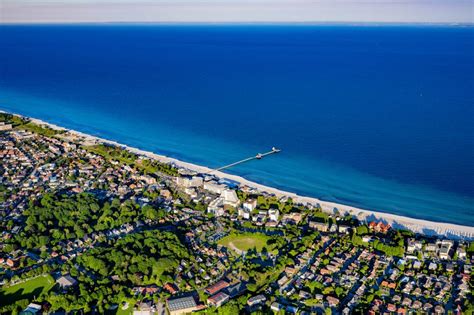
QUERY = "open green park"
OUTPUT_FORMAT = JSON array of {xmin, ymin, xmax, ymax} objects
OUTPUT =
[
  {"xmin": 218, "ymin": 232, "xmax": 271, "ymax": 253},
  {"xmin": 0, "ymin": 274, "xmax": 55, "ymax": 307}
]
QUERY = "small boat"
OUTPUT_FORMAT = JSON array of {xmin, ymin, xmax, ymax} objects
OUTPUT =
[
  {"xmin": 256, "ymin": 153, "xmax": 262, "ymax": 159},
  {"xmin": 272, "ymin": 147, "xmax": 281, "ymax": 152}
]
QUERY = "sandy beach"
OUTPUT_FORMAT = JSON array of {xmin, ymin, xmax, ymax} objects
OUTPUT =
[{"xmin": 5, "ymin": 111, "xmax": 474, "ymax": 240}]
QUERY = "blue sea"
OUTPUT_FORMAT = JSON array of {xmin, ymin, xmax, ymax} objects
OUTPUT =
[{"xmin": 0, "ymin": 25, "xmax": 473, "ymax": 226}]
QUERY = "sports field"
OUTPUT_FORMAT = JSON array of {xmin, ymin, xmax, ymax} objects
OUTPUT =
[
  {"xmin": 0, "ymin": 274, "xmax": 55, "ymax": 306},
  {"xmin": 218, "ymin": 233, "xmax": 270, "ymax": 253}
]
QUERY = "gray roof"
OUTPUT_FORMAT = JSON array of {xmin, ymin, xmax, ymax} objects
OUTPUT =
[
  {"xmin": 56, "ymin": 275, "xmax": 77, "ymax": 287},
  {"xmin": 167, "ymin": 296, "xmax": 197, "ymax": 311},
  {"xmin": 224, "ymin": 282, "xmax": 247, "ymax": 298},
  {"xmin": 248, "ymin": 294, "xmax": 266, "ymax": 304}
]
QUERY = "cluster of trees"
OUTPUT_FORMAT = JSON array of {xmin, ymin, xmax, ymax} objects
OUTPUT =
[
  {"xmin": 0, "ymin": 298, "xmax": 30, "ymax": 314},
  {"xmin": 371, "ymin": 239, "xmax": 404, "ymax": 257},
  {"xmin": 0, "ymin": 112, "xmax": 64, "ymax": 139},
  {"xmin": 196, "ymin": 300, "xmax": 242, "ymax": 315},
  {"xmin": 0, "ymin": 112, "xmax": 26, "ymax": 127},
  {"xmin": 77, "ymin": 230, "xmax": 190, "ymax": 285},
  {"xmin": 467, "ymin": 242, "xmax": 474, "ymax": 255},
  {"xmin": 85, "ymin": 144, "xmax": 139, "ymax": 165},
  {"xmin": 312, "ymin": 211, "xmax": 330, "ymax": 222},
  {"xmin": 245, "ymin": 258, "xmax": 288, "ymax": 293},
  {"xmin": 234, "ymin": 228, "xmax": 320, "ymax": 294},
  {"xmin": 35, "ymin": 274, "xmax": 129, "ymax": 313},
  {"xmin": 14, "ymin": 193, "xmax": 102, "ymax": 249},
  {"xmin": 137, "ymin": 158, "xmax": 178, "ymax": 176},
  {"xmin": 351, "ymin": 224, "xmax": 404, "ymax": 257},
  {"xmin": 84, "ymin": 143, "xmax": 178, "ymax": 176},
  {"xmin": 0, "ymin": 184, "xmax": 8, "ymax": 203},
  {"xmin": 256, "ymin": 195, "xmax": 296, "ymax": 214},
  {"xmin": 20, "ymin": 122, "xmax": 64, "ymax": 137},
  {"xmin": 5, "ymin": 193, "xmax": 167, "ymax": 251},
  {"xmin": 285, "ymin": 230, "xmax": 320, "ymax": 258},
  {"xmin": 18, "ymin": 230, "xmax": 192, "ymax": 313},
  {"xmin": 304, "ymin": 281, "xmax": 345, "ymax": 298},
  {"xmin": 0, "ymin": 113, "xmax": 64, "ymax": 137}
]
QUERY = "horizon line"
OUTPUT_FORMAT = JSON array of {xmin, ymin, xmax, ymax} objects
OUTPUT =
[{"xmin": 1, "ymin": 21, "xmax": 473, "ymax": 27}]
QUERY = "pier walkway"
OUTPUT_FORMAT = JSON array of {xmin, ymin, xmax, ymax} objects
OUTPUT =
[{"xmin": 212, "ymin": 147, "xmax": 281, "ymax": 173}]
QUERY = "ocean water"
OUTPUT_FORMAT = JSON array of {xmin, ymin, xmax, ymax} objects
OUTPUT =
[{"xmin": 0, "ymin": 24, "xmax": 473, "ymax": 226}]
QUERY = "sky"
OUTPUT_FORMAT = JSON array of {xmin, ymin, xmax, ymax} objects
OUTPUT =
[{"xmin": 0, "ymin": 0, "xmax": 473, "ymax": 24}]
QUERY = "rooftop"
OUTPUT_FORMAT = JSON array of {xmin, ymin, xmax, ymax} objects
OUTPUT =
[{"xmin": 167, "ymin": 296, "xmax": 197, "ymax": 312}]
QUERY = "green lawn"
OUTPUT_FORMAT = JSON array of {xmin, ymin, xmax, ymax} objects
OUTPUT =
[
  {"xmin": 115, "ymin": 307, "xmax": 133, "ymax": 315},
  {"xmin": 0, "ymin": 274, "xmax": 55, "ymax": 306},
  {"xmin": 114, "ymin": 299, "xmax": 136, "ymax": 315},
  {"xmin": 218, "ymin": 233, "xmax": 270, "ymax": 253}
]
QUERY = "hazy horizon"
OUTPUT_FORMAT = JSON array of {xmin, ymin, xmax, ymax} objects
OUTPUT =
[{"xmin": 1, "ymin": 0, "xmax": 473, "ymax": 24}]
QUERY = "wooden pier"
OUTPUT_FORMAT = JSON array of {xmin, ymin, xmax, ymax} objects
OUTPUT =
[{"xmin": 212, "ymin": 147, "xmax": 281, "ymax": 173}]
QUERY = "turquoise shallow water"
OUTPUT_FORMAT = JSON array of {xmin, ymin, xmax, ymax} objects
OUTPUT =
[{"xmin": 0, "ymin": 25, "xmax": 473, "ymax": 226}]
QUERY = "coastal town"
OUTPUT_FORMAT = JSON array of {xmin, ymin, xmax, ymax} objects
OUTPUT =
[{"xmin": 0, "ymin": 112, "xmax": 473, "ymax": 315}]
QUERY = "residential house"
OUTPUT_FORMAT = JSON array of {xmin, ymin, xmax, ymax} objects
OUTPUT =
[
  {"xmin": 309, "ymin": 221, "xmax": 328, "ymax": 232},
  {"xmin": 20, "ymin": 303, "xmax": 42, "ymax": 315},
  {"xmin": 56, "ymin": 275, "xmax": 78, "ymax": 288},
  {"xmin": 205, "ymin": 280, "xmax": 230, "ymax": 296},
  {"xmin": 207, "ymin": 292, "xmax": 229, "ymax": 307},
  {"xmin": 247, "ymin": 295, "xmax": 266, "ymax": 307},
  {"xmin": 208, "ymin": 198, "xmax": 225, "ymax": 216}
]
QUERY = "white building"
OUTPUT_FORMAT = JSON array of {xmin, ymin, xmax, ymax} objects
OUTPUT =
[
  {"xmin": 407, "ymin": 239, "xmax": 423, "ymax": 253},
  {"xmin": 221, "ymin": 189, "xmax": 240, "ymax": 208},
  {"xmin": 268, "ymin": 209, "xmax": 279, "ymax": 222},
  {"xmin": 338, "ymin": 225, "xmax": 351, "ymax": 234},
  {"xmin": 439, "ymin": 245, "xmax": 451, "ymax": 260},
  {"xmin": 243, "ymin": 199, "xmax": 257, "ymax": 212},
  {"xmin": 309, "ymin": 221, "xmax": 328, "ymax": 232},
  {"xmin": 238, "ymin": 208, "xmax": 251, "ymax": 220},
  {"xmin": 176, "ymin": 176, "xmax": 203, "ymax": 188},
  {"xmin": 425, "ymin": 243, "xmax": 437, "ymax": 252},
  {"xmin": 208, "ymin": 197, "xmax": 225, "ymax": 216},
  {"xmin": 457, "ymin": 247, "xmax": 467, "ymax": 259},
  {"xmin": 438, "ymin": 240, "xmax": 453, "ymax": 260},
  {"xmin": 204, "ymin": 181, "xmax": 227, "ymax": 195},
  {"xmin": 184, "ymin": 187, "xmax": 197, "ymax": 198}
]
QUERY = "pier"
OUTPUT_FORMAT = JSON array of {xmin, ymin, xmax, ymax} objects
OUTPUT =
[{"xmin": 212, "ymin": 147, "xmax": 281, "ymax": 173}]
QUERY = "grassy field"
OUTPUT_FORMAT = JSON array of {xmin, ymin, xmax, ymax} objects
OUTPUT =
[
  {"xmin": 218, "ymin": 233, "xmax": 270, "ymax": 253},
  {"xmin": 115, "ymin": 307, "xmax": 133, "ymax": 315},
  {"xmin": 0, "ymin": 274, "xmax": 55, "ymax": 306}
]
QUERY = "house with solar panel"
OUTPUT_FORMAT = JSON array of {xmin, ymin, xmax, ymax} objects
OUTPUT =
[{"xmin": 166, "ymin": 295, "xmax": 200, "ymax": 315}]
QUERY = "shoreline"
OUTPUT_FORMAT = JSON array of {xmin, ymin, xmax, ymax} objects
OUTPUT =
[{"xmin": 3, "ymin": 110, "xmax": 474, "ymax": 240}]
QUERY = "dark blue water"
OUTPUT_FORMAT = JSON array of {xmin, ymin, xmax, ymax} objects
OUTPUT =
[{"xmin": 1, "ymin": 25, "xmax": 473, "ymax": 225}]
